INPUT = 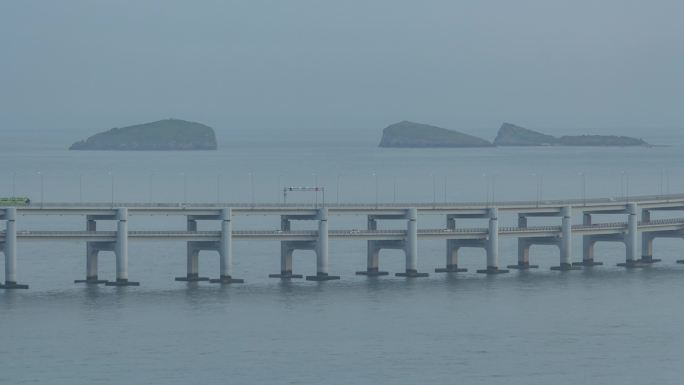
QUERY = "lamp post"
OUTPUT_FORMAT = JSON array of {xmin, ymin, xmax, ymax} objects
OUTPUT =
[
  {"xmin": 393, "ymin": 176, "xmax": 397, "ymax": 204},
  {"xmin": 181, "ymin": 172, "xmax": 187, "ymax": 205},
  {"xmin": 372, "ymin": 173, "xmax": 378, "ymax": 208},
  {"xmin": 79, "ymin": 173, "xmax": 83, "ymax": 204},
  {"xmin": 579, "ymin": 172, "xmax": 586, "ymax": 206},
  {"xmin": 483, "ymin": 173, "xmax": 489, "ymax": 207},
  {"xmin": 149, "ymin": 173, "xmax": 153, "ymax": 204},
  {"xmin": 108, "ymin": 172, "xmax": 114, "ymax": 207},
  {"xmin": 249, "ymin": 172, "xmax": 255, "ymax": 206},
  {"xmin": 432, "ymin": 174, "xmax": 436, "ymax": 206},
  {"xmin": 38, "ymin": 171, "xmax": 44, "ymax": 208},
  {"xmin": 336, "ymin": 174, "xmax": 340, "ymax": 205},
  {"xmin": 12, "ymin": 171, "xmax": 16, "ymax": 198},
  {"xmin": 217, "ymin": 174, "xmax": 222, "ymax": 205}
]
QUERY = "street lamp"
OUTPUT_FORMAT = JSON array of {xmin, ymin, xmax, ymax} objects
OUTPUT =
[
  {"xmin": 217, "ymin": 174, "xmax": 222, "ymax": 205},
  {"xmin": 180, "ymin": 172, "xmax": 187, "ymax": 205},
  {"xmin": 432, "ymin": 174, "xmax": 436, "ymax": 206},
  {"xmin": 108, "ymin": 172, "xmax": 114, "ymax": 207},
  {"xmin": 249, "ymin": 172, "xmax": 255, "ymax": 206},
  {"xmin": 372, "ymin": 173, "xmax": 378, "ymax": 207},
  {"xmin": 12, "ymin": 171, "xmax": 16, "ymax": 198},
  {"xmin": 336, "ymin": 174, "xmax": 341, "ymax": 205},
  {"xmin": 149, "ymin": 173, "xmax": 154, "ymax": 204},
  {"xmin": 393, "ymin": 176, "xmax": 397, "ymax": 204},
  {"xmin": 79, "ymin": 174, "xmax": 83, "ymax": 204},
  {"xmin": 37, "ymin": 171, "xmax": 44, "ymax": 207},
  {"xmin": 579, "ymin": 172, "xmax": 586, "ymax": 206},
  {"xmin": 483, "ymin": 173, "xmax": 489, "ymax": 207}
]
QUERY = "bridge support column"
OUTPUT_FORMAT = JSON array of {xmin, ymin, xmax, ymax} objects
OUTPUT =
[
  {"xmin": 436, "ymin": 216, "xmax": 467, "ymax": 273},
  {"xmin": 552, "ymin": 206, "xmax": 580, "ymax": 270},
  {"xmin": 176, "ymin": 218, "xmax": 209, "ymax": 282},
  {"xmin": 106, "ymin": 208, "xmax": 139, "ymax": 286},
  {"xmin": 639, "ymin": 210, "xmax": 661, "ymax": 264},
  {"xmin": 211, "ymin": 208, "xmax": 243, "ymax": 284},
  {"xmin": 508, "ymin": 215, "xmax": 539, "ymax": 269},
  {"xmin": 478, "ymin": 208, "xmax": 508, "ymax": 274},
  {"xmin": 574, "ymin": 213, "xmax": 603, "ymax": 266},
  {"xmin": 357, "ymin": 217, "xmax": 389, "ymax": 276},
  {"xmin": 307, "ymin": 208, "xmax": 340, "ymax": 281},
  {"xmin": 618, "ymin": 203, "xmax": 645, "ymax": 268},
  {"xmin": 1, "ymin": 208, "xmax": 28, "ymax": 289},
  {"xmin": 269, "ymin": 216, "xmax": 303, "ymax": 278},
  {"xmin": 436, "ymin": 240, "xmax": 467, "ymax": 273},
  {"xmin": 396, "ymin": 208, "xmax": 428, "ymax": 277},
  {"xmin": 75, "ymin": 217, "xmax": 108, "ymax": 284}
]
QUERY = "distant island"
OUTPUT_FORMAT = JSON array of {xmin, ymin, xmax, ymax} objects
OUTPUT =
[
  {"xmin": 379, "ymin": 121, "xmax": 493, "ymax": 148},
  {"xmin": 493, "ymin": 123, "xmax": 649, "ymax": 147},
  {"xmin": 379, "ymin": 121, "xmax": 649, "ymax": 148},
  {"xmin": 69, "ymin": 119, "xmax": 217, "ymax": 150}
]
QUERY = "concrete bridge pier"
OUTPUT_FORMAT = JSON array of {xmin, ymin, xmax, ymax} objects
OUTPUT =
[
  {"xmin": 356, "ymin": 217, "xmax": 388, "ymax": 276},
  {"xmin": 435, "ymin": 239, "xmax": 468, "ymax": 273},
  {"xmin": 175, "ymin": 218, "xmax": 209, "ymax": 282},
  {"xmin": 435, "ymin": 216, "xmax": 467, "ymax": 273},
  {"xmin": 307, "ymin": 208, "xmax": 340, "ymax": 281},
  {"xmin": 639, "ymin": 210, "xmax": 662, "ymax": 264},
  {"xmin": 396, "ymin": 208, "xmax": 429, "ymax": 277},
  {"xmin": 269, "ymin": 215, "xmax": 303, "ymax": 278},
  {"xmin": 0, "ymin": 208, "xmax": 28, "ymax": 289},
  {"xmin": 105, "ymin": 208, "xmax": 139, "ymax": 286},
  {"xmin": 210, "ymin": 208, "xmax": 244, "ymax": 284},
  {"xmin": 507, "ymin": 215, "xmax": 539, "ymax": 270},
  {"xmin": 551, "ymin": 206, "xmax": 581, "ymax": 271},
  {"xmin": 477, "ymin": 208, "xmax": 509, "ymax": 274},
  {"xmin": 268, "ymin": 242, "xmax": 303, "ymax": 278},
  {"xmin": 73, "ymin": 216, "xmax": 108, "ymax": 284},
  {"xmin": 617, "ymin": 203, "xmax": 646, "ymax": 268},
  {"xmin": 573, "ymin": 213, "xmax": 604, "ymax": 267}
]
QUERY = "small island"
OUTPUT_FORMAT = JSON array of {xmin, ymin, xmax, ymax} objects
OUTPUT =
[
  {"xmin": 69, "ymin": 119, "xmax": 218, "ymax": 150},
  {"xmin": 379, "ymin": 121, "xmax": 492, "ymax": 148},
  {"xmin": 493, "ymin": 122, "xmax": 649, "ymax": 147}
]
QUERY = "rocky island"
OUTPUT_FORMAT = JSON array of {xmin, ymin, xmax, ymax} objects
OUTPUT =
[
  {"xmin": 493, "ymin": 122, "xmax": 649, "ymax": 147},
  {"xmin": 379, "ymin": 121, "xmax": 492, "ymax": 148},
  {"xmin": 69, "ymin": 119, "xmax": 218, "ymax": 150}
]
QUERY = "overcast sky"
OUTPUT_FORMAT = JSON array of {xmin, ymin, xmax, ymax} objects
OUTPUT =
[{"xmin": 1, "ymin": 0, "xmax": 683, "ymax": 137}]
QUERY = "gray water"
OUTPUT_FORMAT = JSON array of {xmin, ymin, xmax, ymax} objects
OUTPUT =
[{"xmin": 2, "ymin": 128, "xmax": 684, "ymax": 384}]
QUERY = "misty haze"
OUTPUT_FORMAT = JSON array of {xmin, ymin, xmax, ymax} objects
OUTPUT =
[{"xmin": 2, "ymin": 1, "xmax": 684, "ymax": 384}]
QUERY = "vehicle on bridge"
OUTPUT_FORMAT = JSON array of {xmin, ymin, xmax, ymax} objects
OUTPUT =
[{"xmin": 0, "ymin": 197, "xmax": 31, "ymax": 206}]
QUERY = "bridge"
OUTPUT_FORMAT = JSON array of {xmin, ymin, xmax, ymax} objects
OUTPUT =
[{"xmin": 2, "ymin": 193, "xmax": 684, "ymax": 289}]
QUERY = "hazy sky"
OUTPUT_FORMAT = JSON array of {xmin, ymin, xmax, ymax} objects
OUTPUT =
[{"xmin": 1, "ymin": 0, "xmax": 683, "ymax": 137}]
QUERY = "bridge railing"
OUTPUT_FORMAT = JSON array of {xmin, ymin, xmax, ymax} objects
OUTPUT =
[{"xmin": 12, "ymin": 193, "xmax": 684, "ymax": 210}]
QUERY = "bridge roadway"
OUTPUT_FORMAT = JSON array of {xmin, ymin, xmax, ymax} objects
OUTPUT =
[
  {"xmin": 14, "ymin": 193, "xmax": 684, "ymax": 216},
  {"xmin": 3, "ymin": 194, "xmax": 684, "ymax": 289},
  {"xmin": 2, "ymin": 218, "xmax": 684, "ymax": 242}
]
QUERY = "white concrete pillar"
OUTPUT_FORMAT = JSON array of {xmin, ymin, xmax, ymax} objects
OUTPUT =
[
  {"xmin": 487, "ymin": 208, "xmax": 499, "ymax": 269},
  {"xmin": 1, "ymin": 208, "xmax": 27, "ymax": 289},
  {"xmin": 306, "ymin": 208, "xmax": 339, "ymax": 280},
  {"xmin": 579, "ymin": 213, "xmax": 601, "ymax": 266},
  {"xmin": 478, "ymin": 208, "xmax": 508, "ymax": 274},
  {"xmin": 316, "ymin": 208, "xmax": 329, "ymax": 275},
  {"xmin": 106, "ymin": 208, "xmax": 138, "ymax": 286},
  {"xmin": 405, "ymin": 208, "xmax": 418, "ymax": 272},
  {"xmin": 626, "ymin": 203, "xmax": 639, "ymax": 263},
  {"xmin": 211, "ymin": 208, "xmax": 243, "ymax": 283},
  {"xmin": 560, "ymin": 206, "xmax": 572, "ymax": 266},
  {"xmin": 4, "ymin": 207, "xmax": 17, "ymax": 284},
  {"xmin": 397, "ymin": 208, "xmax": 427, "ymax": 277}
]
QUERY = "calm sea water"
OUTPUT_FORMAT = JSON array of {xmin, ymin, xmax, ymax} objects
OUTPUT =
[{"xmin": 2, "ymin": 128, "xmax": 684, "ymax": 384}]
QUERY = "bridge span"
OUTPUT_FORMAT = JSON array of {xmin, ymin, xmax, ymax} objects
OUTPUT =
[{"xmin": 2, "ymin": 193, "xmax": 684, "ymax": 289}]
